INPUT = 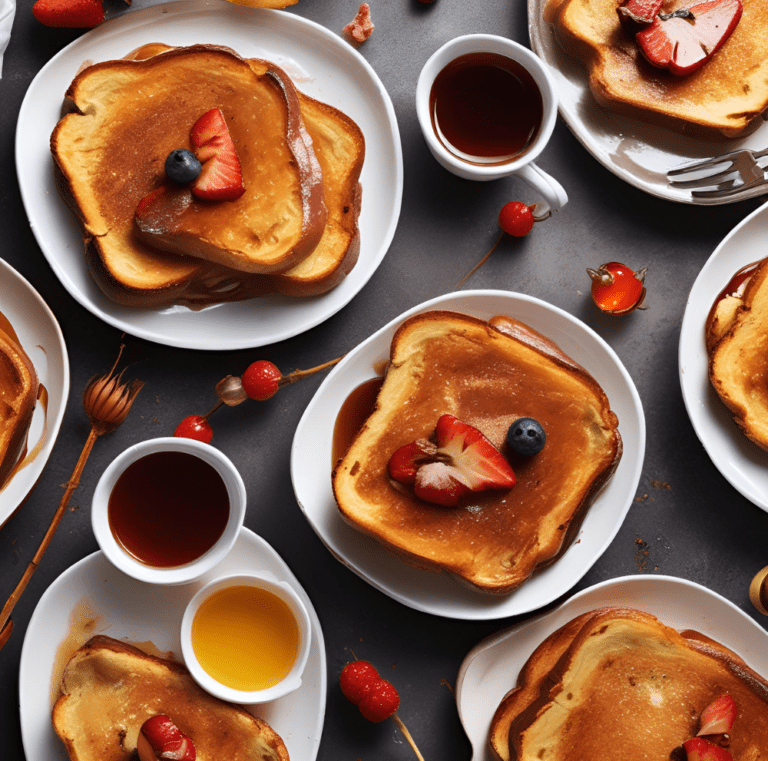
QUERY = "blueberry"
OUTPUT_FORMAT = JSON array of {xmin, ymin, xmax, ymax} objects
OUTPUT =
[
  {"xmin": 507, "ymin": 417, "xmax": 546, "ymax": 456},
  {"xmin": 165, "ymin": 149, "xmax": 202, "ymax": 184}
]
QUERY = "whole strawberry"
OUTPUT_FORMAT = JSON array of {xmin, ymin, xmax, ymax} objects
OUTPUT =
[{"xmin": 32, "ymin": 0, "xmax": 104, "ymax": 28}]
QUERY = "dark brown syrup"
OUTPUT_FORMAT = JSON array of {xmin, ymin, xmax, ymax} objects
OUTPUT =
[
  {"xmin": 332, "ymin": 377, "xmax": 383, "ymax": 466},
  {"xmin": 108, "ymin": 450, "xmax": 229, "ymax": 568},
  {"xmin": 429, "ymin": 52, "xmax": 543, "ymax": 165},
  {"xmin": 706, "ymin": 260, "xmax": 760, "ymax": 329}
]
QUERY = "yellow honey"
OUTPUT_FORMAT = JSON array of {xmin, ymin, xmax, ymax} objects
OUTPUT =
[{"xmin": 191, "ymin": 584, "xmax": 300, "ymax": 692}]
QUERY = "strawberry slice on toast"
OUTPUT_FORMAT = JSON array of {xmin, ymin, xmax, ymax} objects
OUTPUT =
[
  {"xmin": 388, "ymin": 414, "xmax": 516, "ymax": 507},
  {"xmin": 190, "ymin": 108, "xmax": 246, "ymax": 201}
]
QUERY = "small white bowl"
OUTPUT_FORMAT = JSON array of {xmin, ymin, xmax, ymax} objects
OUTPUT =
[
  {"xmin": 91, "ymin": 437, "xmax": 246, "ymax": 585},
  {"xmin": 180, "ymin": 571, "xmax": 312, "ymax": 704}
]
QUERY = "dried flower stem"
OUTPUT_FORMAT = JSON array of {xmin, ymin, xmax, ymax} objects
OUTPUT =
[
  {"xmin": 0, "ymin": 344, "xmax": 142, "ymax": 653},
  {"xmin": 456, "ymin": 230, "xmax": 504, "ymax": 290},
  {"xmin": 391, "ymin": 712, "xmax": 426, "ymax": 761},
  {"xmin": 278, "ymin": 356, "xmax": 343, "ymax": 388}
]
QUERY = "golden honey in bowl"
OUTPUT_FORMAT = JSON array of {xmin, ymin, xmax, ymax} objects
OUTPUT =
[
  {"xmin": 191, "ymin": 584, "xmax": 300, "ymax": 692},
  {"xmin": 108, "ymin": 450, "xmax": 229, "ymax": 568}
]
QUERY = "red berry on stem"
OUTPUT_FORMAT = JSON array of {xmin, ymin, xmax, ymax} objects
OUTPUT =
[
  {"xmin": 242, "ymin": 360, "xmax": 282, "ymax": 401},
  {"xmin": 587, "ymin": 261, "xmax": 647, "ymax": 316},
  {"xmin": 359, "ymin": 679, "xmax": 400, "ymax": 723},
  {"xmin": 498, "ymin": 202, "xmax": 535, "ymax": 237},
  {"xmin": 174, "ymin": 415, "xmax": 213, "ymax": 443},
  {"xmin": 340, "ymin": 660, "xmax": 381, "ymax": 704}
]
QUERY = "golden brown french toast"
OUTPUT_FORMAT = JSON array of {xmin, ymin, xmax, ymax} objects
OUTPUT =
[
  {"xmin": 52, "ymin": 635, "xmax": 289, "ymax": 761},
  {"xmin": 51, "ymin": 44, "xmax": 363, "ymax": 307},
  {"xmin": 0, "ymin": 328, "xmax": 38, "ymax": 488},
  {"xmin": 52, "ymin": 45, "xmax": 326, "ymax": 276},
  {"xmin": 490, "ymin": 607, "xmax": 768, "ymax": 761},
  {"xmin": 707, "ymin": 257, "xmax": 768, "ymax": 451},
  {"xmin": 332, "ymin": 311, "xmax": 622, "ymax": 594},
  {"xmin": 547, "ymin": 0, "xmax": 768, "ymax": 137}
]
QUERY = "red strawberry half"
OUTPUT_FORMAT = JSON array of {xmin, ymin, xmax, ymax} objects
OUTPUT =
[
  {"xmin": 636, "ymin": 0, "xmax": 742, "ymax": 76},
  {"xmin": 190, "ymin": 108, "xmax": 245, "ymax": 201},
  {"xmin": 683, "ymin": 737, "xmax": 734, "ymax": 761},
  {"xmin": 697, "ymin": 694, "xmax": 737, "ymax": 737},
  {"xmin": 617, "ymin": 0, "xmax": 664, "ymax": 34},
  {"xmin": 32, "ymin": 0, "xmax": 104, "ymax": 28},
  {"xmin": 388, "ymin": 414, "xmax": 516, "ymax": 507},
  {"xmin": 137, "ymin": 715, "xmax": 196, "ymax": 761}
]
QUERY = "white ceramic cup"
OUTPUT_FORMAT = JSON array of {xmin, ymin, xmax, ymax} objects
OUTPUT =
[
  {"xmin": 180, "ymin": 571, "xmax": 312, "ymax": 704},
  {"xmin": 91, "ymin": 437, "xmax": 246, "ymax": 585},
  {"xmin": 416, "ymin": 34, "xmax": 568, "ymax": 218}
]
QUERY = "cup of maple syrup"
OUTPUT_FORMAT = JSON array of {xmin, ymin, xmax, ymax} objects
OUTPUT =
[
  {"xmin": 91, "ymin": 437, "xmax": 246, "ymax": 585},
  {"xmin": 416, "ymin": 35, "xmax": 567, "ymax": 216}
]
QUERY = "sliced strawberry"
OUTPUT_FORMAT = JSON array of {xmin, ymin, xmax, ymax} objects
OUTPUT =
[
  {"xmin": 387, "ymin": 440, "xmax": 436, "ymax": 484},
  {"xmin": 617, "ymin": 0, "xmax": 663, "ymax": 34},
  {"xmin": 636, "ymin": 0, "xmax": 742, "ymax": 76},
  {"xmin": 697, "ymin": 694, "xmax": 737, "ymax": 737},
  {"xmin": 32, "ymin": 0, "xmax": 104, "ymax": 28},
  {"xmin": 189, "ymin": 108, "xmax": 245, "ymax": 201},
  {"xmin": 137, "ymin": 715, "xmax": 196, "ymax": 761},
  {"xmin": 388, "ymin": 414, "xmax": 515, "ymax": 507},
  {"xmin": 683, "ymin": 737, "xmax": 734, "ymax": 761}
]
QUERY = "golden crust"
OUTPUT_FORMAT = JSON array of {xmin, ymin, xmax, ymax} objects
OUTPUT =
[
  {"xmin": 52, "ymin": 635, "xmax": 289, "ymax": 761},
  {"xmin": 332, "ymin": 311, "xmax": 622, "ymax": 595},
  {"xmin": 491, "ymin": 607, "xmax": 768, "ymax": 761},
  {"xmin": 547, "ymin": 0, "xmax": 768, "ymax": 137},
  {"xmin": 708, "ymin": 258, "xmax": 768, "ymax": 451},
  {"xmin": 0, "ymin": 329, "xmax": 38, "ymax": 489}
]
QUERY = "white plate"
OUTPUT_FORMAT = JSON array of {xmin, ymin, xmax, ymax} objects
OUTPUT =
[
  {"xmin": 15, "ymin": 0, "xmax": 402, "ymax": 350},
  {"xmin": 528, "ymin": 0, "xmax": 768, "ymax": 205},
  {"xmin": 456, "ymin": 574, "xmax": 768, "ymax": 761},
  {"xmin": 291, "ymin": 290, "xmax": 645, "ymax": 620},
  {"xmin": 19, "ymin": 527, "xmax": 326, "ymax": 761},
  {"xmin": 679, "ymin": 200, "xmax": 768, "ymax": 510},
  {"xmin": 0, "ymin": 258, "xmax": 69, "ymax": 526}
]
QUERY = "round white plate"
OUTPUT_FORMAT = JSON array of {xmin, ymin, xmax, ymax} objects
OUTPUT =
[
  {"xmin": 456, "ymin": 574, "xmax": 768, "ymax": 761},
  {"xmin": 291, "ymin": 290, "xmax": 645, "ymax": 620},
  {"xmin": 16, "ymin": 0, "xmax": 402, "ymax": 351},
  {"xmin": 0, "ymin": 258, "xmax": 69, "ymax": 526},
  {"xmin": 19, "ymin": 527, "xmax": 326, "ymax": 761},
  {"xmin": 528, "ymin": 0, "xmax": 768, "ymax": 205},
  {"xmin": 679, "ymin": 200, "xmax": 768, "ymax": 510}
]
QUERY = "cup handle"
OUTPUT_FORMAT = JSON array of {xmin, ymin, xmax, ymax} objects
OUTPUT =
[{"xmin": 516, "ymin": 163, "xmax": 568, "ymax": 220}]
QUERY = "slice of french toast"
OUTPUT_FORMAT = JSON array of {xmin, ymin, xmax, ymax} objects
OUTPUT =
[
  {"xmin": 51, "ymin": 44, "xmax": 363, "ymax": 307},
  {"xmin": 0, "ymin": 328, "xmax": 38, "ymax": 489},
  {"xmin": 490, "ymin": 607, "xmax": 768, "ymax": 761},
  {"xmin": 331, "ymin": 311, "xmax": 622, "ymax": 595},
  {"xmin": 52, "ymin": 635, "xmax": 289, "ymax": 761},
  {"xmin": 547, "ymin": 0, "xmax": 768, "ymax": 137},
  {"xmin": 52, "ymin": 45, "xmax": 326, "ymax": 277},
  {"xmin": 707, "ymin": 257, "xmax": 768, "ymax": 451}
]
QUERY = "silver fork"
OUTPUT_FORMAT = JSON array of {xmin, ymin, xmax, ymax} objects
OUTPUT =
[{"xmin": 667, "ymin": 147, "xmax": 768, "ymax": 201}]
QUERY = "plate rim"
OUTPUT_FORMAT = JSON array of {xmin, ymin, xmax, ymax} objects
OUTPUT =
[
  {"xmin": 678, "ymin": 198, "xmax": 768, "ymax": 511},
  {"xmin": 15, "ymin": 0, "xmax": 403, "ymax": 350},
  {"xmin": 455, "ymin": 573, "xmax": 768, "ymax": 761},
  {"xmin": 0, "ymin": 257, "xmax": 70, "ymax": 525},
  {"xmin": 291, "ymin": 289, "xmax": 646, "ymax": 620},
  {"xmin": 18, "ymin": 525, "xmax": 327, "ymax": 761}
]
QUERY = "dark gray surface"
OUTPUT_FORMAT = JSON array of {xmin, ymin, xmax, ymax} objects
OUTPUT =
[{"xmin": 1, "ymin": 1, "xmax": 767, "ymax": 759}]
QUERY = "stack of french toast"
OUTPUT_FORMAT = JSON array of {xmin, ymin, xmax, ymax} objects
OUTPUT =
[{"xmin": 51, "ymin": 44, "xmax": 364, "ymax": 308}]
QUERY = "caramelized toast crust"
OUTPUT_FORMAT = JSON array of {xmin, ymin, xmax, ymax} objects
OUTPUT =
[
  {"xmin": 52, "ymin": 45, "xmax": 326, "ymax": 277},
  {"xmin": 490, "ymin": 607, "xmax": 768, "ymax": 761},
  {"xmin": 51, "ymin": 44, "xmax": 363, "ymax": 307},
  {"xmin": 52, "ymin": 635, "xmax": 289, "ymax": 761},
  {"xmin": 332, "ymin": 311, "xmax": 622, "ymax": 594},
  {"xmin": 547, "ymin": 0, "xmax": 768, "ymax": 137},
  {"xmin": 0, "ymin": 329, "xmax": 38, "ymax": 488},
  {"xmin": 707, "ymin": 258, "xmax": 768, "ymax": 450}
]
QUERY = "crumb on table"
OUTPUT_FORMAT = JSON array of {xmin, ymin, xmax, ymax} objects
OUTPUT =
[{"xmin": 343, "ymin": 3, "xmax": 374, "ymax": 45}]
